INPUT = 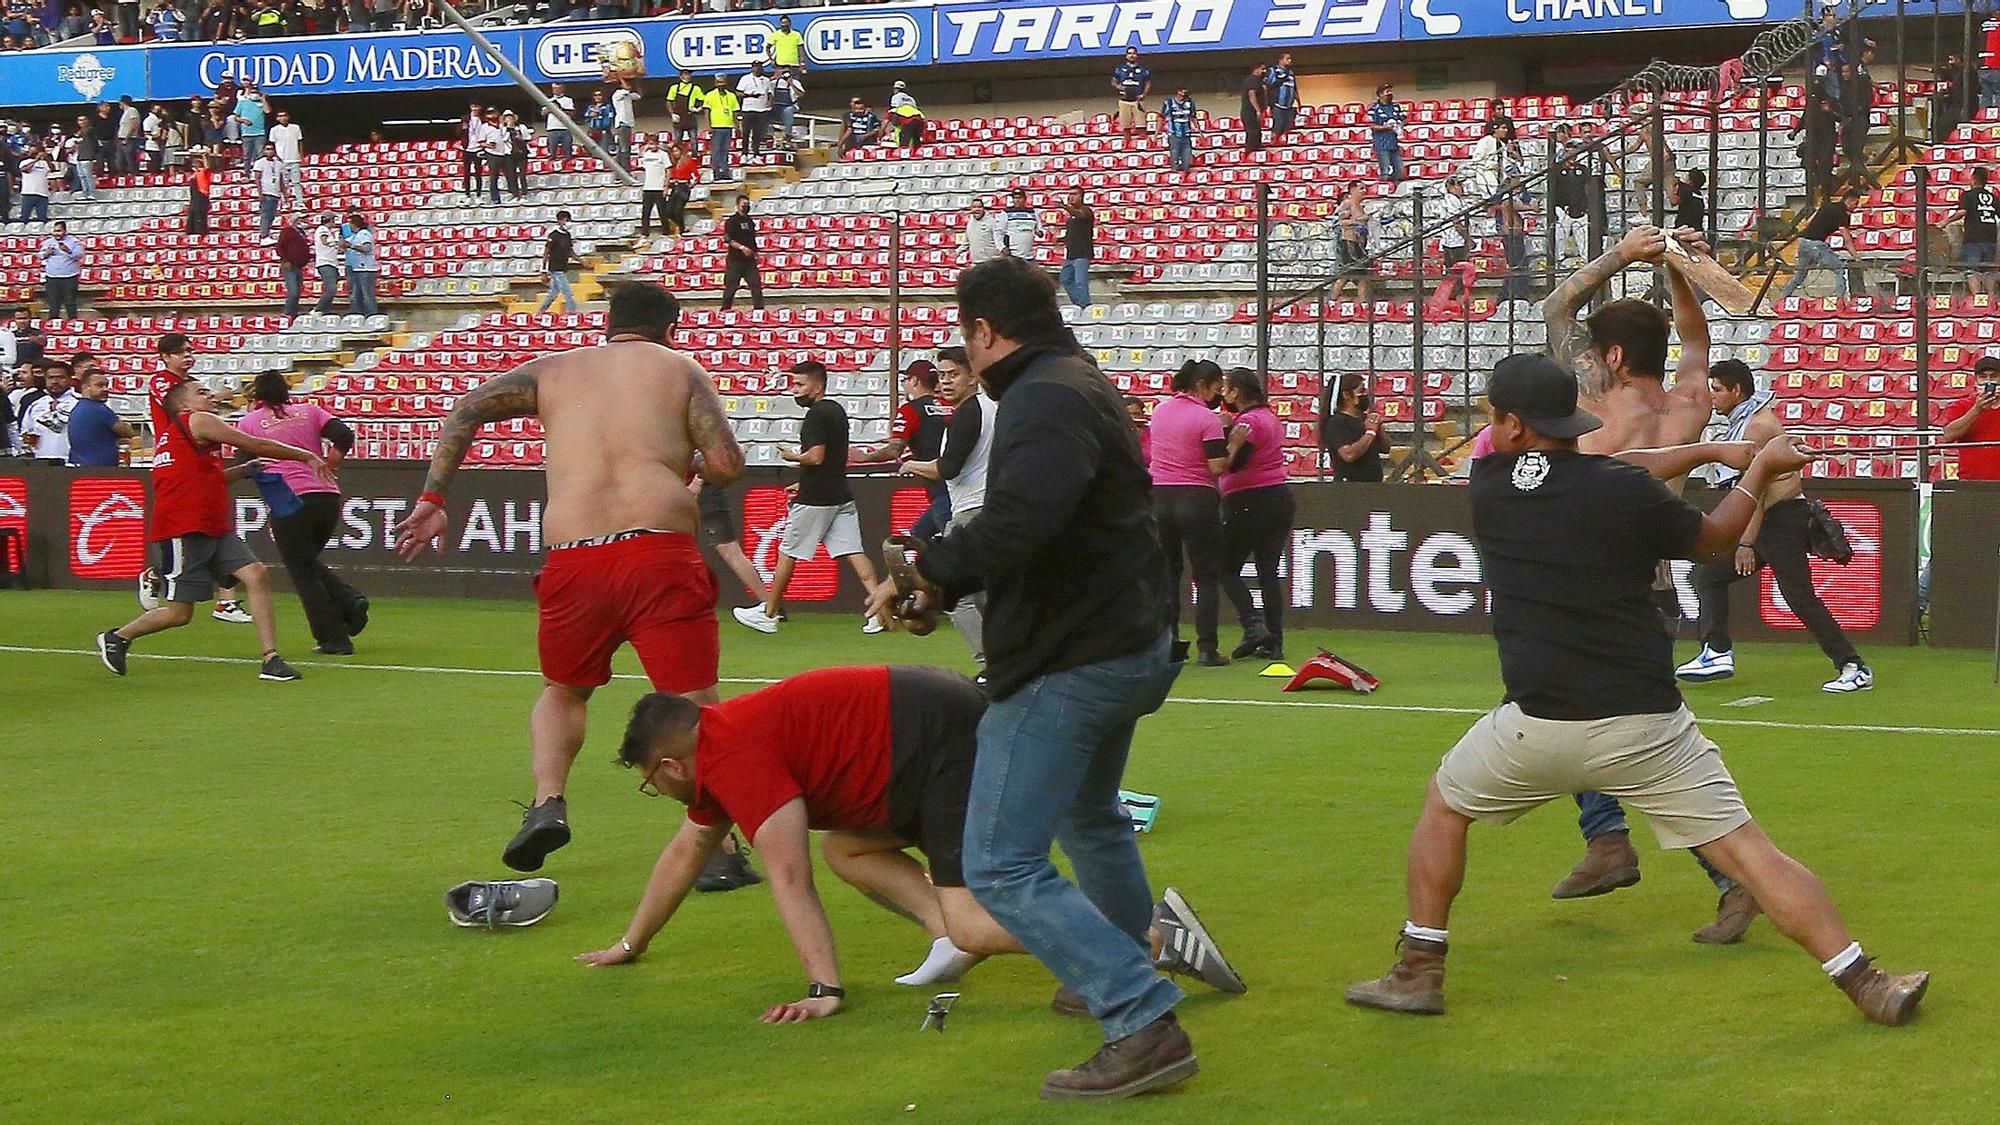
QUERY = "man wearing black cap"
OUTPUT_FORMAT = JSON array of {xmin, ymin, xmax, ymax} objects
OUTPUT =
[{"xmin": 1346, "ymin": 355, "xmax": 1929, "ymax": 1028}]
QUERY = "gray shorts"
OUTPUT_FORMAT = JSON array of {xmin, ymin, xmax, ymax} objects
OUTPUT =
[
  {"xmin": 778, "ymin": 501, "xmax": 862, "ymax": 561},
  {"xmin": 152, "ymin": 532, "xmax": 259, "ymax": 604},
  {"xmin": 1434, "ymin": 703, "xmax": 1750, "ymax": 850}
]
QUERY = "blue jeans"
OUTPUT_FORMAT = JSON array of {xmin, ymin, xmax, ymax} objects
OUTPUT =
[
  {"xmin": 1167, "ymin": 134, "xmax": 1192, "ymax": 171},
  {"xmin": 546, "ymin": 130, "xmax": 573, "ymax": 158},
  {"xmin": 72, "ymin": 160, "xmax": 96, "ymax": 197},
  {"xmin": 1373, "ymin": 137, "xmax": 1403, "ymax": 182},
  {"xmin": 282, "ymin": 265, "xmax": 303, "ymax": 317},
  {"xmin": 1060, "ymin": 258, "xmax": 1091, "ymax": 307},
  {"xmin": 1781, "ymin": 238, "xmax": 1847, "ymax": 298},
  {"xmin": 964, "ymin": 634, "xmax": 1184, "ymax": 1041},
  {"xmin": 1576, "ymin": 792, "xmax": 1732, "ymax": 892},
  {"xmin": 348, "ymin": 268, "xmax": 379, "ymax": 316},
  {"xmin": 910, "ymin": 484, "xmax": 951, "ymax": 540},
  {"xmin": 259, "ymin": 194, "xmax": 279, "ymax": 238},
  {"xmin": 710, "ymin": 127, "xmax": 733, "ymax": 181},
  {"xmin": 1981, "ymin": 70, "xmax": 2000, "ymax": 110},
  {"xmin": 315, "ymin": 264, "xmax": 339, "ymax": 313},
  {"xmin": 243, "ymin": 133, "xmax": 265, "ymax": 169},
  {"xmin": 538, "ymin": 269, "xmax": 576, "ymax": 313},
  {"xmin": 20, "ymin": 194, "xmax": 49, "ymax": 223}
]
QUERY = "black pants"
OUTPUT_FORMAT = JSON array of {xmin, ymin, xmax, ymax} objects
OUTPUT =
[
  {"xmin": 1694, "ymin": 497, "xmax": 1860, "ymax": 669},
  {"xmin": 506, "ymin": 152, "xmax": 527, "ymax": 197},
  {"xmin": 186, "ymin": 189, "xmax": 210, "ymax": 234},
  {"xmin": 461, "ymin": 149, "xmax": 479, "ymax": 195},
  {"xmin": 45, "ymin": 275, "xmax": 79, "ymax": 319},
  {"xmin": 640, "ymin": 189, "xmax": 669, "ymax": 234},
  {"xmin": 272, "ymin": 492, "xmax": 364, "ymax": 647},
  {"xmin": 1243, "ymin": 117, "xmax": 1262, "ymax": 154},
  {"xmin": 1218, "ymin": 484, "xmax": 1294, "ymax": 644},
  {"xmin": 1154, "ymin": 484, "xmax": 1225, "ymax": 652},
  {"xmin": 722, "ymin": 256, "xmax": 764, "ymax": 309},
  {"xmin": 664, "ymin": 183, "xmax": 690, "ymax": 232}
]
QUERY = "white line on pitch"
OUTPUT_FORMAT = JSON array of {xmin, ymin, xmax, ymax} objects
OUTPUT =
[{"xmin": 8, "ymin": 644, "xmax": 1997, "ymax": 739}]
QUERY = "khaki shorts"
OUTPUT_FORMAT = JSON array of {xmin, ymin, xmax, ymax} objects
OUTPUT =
[
  {"xmin": 1117, "ymin": 100, "xmax": 1143, "ymax": 130},
  {"xmin": 1434, "ymin": 703, "xmax": 1750, "ymax": 850}
]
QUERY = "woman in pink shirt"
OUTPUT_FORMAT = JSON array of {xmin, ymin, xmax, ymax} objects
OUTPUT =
[
  {"xmin": 1147, "ymin": 359, "xmax": 1230, "ymax": 665},
  {"xmin": 239, "ymin": 372, "xmax": 368, "ymax": 655},
  {"xmin": 1216, "ymin": 367, "xmax": 1293, "ymax": 661}
]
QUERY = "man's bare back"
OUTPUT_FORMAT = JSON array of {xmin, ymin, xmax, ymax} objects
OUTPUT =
[{"xmin": 394, "ymin": 335, "xmax": 742, "ymax": 557}]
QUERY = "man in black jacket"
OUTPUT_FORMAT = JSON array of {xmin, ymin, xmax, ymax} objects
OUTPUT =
[{"xmin": 870, "ymin": 257, "xmax": 1196, "ymax": 1101}]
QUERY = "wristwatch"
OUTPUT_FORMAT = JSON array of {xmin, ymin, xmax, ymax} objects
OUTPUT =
[{"xmin": 808, "ymin": 981, "xmax": 845, "ymax": 1000}]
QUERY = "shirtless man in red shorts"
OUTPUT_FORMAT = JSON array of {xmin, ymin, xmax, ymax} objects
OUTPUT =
[{"xmin": 394, "ymin": 283, "xmax": 744, "ymax": 872}]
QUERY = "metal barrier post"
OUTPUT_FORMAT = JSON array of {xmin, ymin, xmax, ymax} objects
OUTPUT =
[{"xmin": 1915, "ymin": 162, "xmax": 1931, "ymax": 485}]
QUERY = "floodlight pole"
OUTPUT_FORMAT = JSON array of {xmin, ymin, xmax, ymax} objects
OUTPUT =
[{"xmin": 437, "ymin": 1, "xmax": 637, "ymax": 188}]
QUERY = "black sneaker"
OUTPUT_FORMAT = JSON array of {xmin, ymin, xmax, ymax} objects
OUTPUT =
[
  {"xmin": 1195, "ymin": 648, "xmax": 1229, "ymax": 668},
  {"xmin": 344, "ymin": 595, "xmax": 371, "ymax": 637},
  {"xmin": 695, "ymin": 834, "xmax": 764, "ymax": 892},
  {"xmin": 97, "ymin": 629, "xmax": 130, "ymax": 676},
  {"xmin": 259, "ymin": 654, "xmax": 302, "ymax": 682},
  {"xmin": 503, "ymin": 795, "xmax": 572, "ymax": 872},
  {"xmin": 1230, "ymin": 633, "xmax": 1273, "ymax": 660},
  {"xmin": 313, "ymin": 640, "xmax": 355, "ymax": 655}
]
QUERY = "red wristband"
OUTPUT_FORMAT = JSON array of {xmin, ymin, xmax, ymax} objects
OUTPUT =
[{"xmin": 419, "ymin": 491, "xmax": 445, "ymax": 508}]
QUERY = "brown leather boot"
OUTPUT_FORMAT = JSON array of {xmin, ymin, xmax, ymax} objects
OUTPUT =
[
  {"xmin": 1692, "ymin": 885, "xmax": 1763, "ymax": 944},
  {"xmin": 1550, "ymin": 831, "xmax": 1642, "ymax": 899},
  {"xmin": 1051, "ymin": 986, "xmax": 1090, "ymax": 1019},
  {"xmin": 1040, "ymin": 1012, "xmax": 1198, "ymax": 1101},
  {"xmin": 1834, "ymin": 958, "xmax": 1930, "ymax": 1026},
  {"xmin": 1345, "ymin": 935, "xmax": 1446, "ymax": 1015}
]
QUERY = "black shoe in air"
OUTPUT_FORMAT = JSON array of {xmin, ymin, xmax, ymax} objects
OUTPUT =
[
  {"xmin": 259, "ymin": 654, "xmax": 302, "ymax": 682},
  {"xmin": 344, "ymin": 595, "xmax": 371, "ymax": 637},
  {"xmin": 695, "ymin": 835, "xmax": 764, "ymax": 892},
  {"xmin": 97, "ymin": 629, "xmax": 130, "ymax": 676},
  {"xmin": 503, "ymin": 795, "xmax": 572, "ymax": 873}
]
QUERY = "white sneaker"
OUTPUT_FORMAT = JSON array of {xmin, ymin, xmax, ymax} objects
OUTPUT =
[
  {"xmin": 862, "ymin": 614, "xmax": 885, "ymax": 635},
  {"xmin": 732, "ymin": 605, "xmax": 779, "ymax": 634},
  {"xmin": 212, "ymin": 599, "xmax": 253, "ymax": 623},
  {"xmin": 1821, "ymin": 663, "xmax": 1873, "ymax": 693},
  {"xmin": 1675, "ymin": 646, "xmax": 1736, "ymax": 682},
  {"xmin": 137, "ymin": 568, "xmax": 162, "ymax": 611}
]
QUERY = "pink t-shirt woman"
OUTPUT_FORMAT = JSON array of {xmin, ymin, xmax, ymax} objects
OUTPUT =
[
  {"xmin": 239, "ymin": 401, "xmax": 341, "ymax": 496},
  {"xmin": 1148, "ymin": 392, "xmax": 1225, "ymax": 488},
  {"xmin": 1219, "ymin": 405, "xmax": 1287, "ymax": 494}
]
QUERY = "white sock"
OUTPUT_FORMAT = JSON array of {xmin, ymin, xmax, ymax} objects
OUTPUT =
[
  {"xmin": 1403, "ymin": 921, "xmax": 1449, "ymax": 944},
  {"xmin": 1821, "ymin": 941, "xmax": 1865, "ymax": 977},
  {"xmin": 894, "ymin": 936, "xmax": 986, "ymax": 987}
]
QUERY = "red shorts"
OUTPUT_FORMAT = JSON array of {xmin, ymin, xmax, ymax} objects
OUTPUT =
[{"xmin": 535, "ymin": 531, "xmax": 719, "ymax": 693}]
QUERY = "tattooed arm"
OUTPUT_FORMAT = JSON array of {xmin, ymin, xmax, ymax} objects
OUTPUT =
[
  {"xmin": 392, "ymin": 366, "xmax": 539, "ymax": 560},
  {"xmin": 1665, "ymin": 227, "xmax": 1713, "ymax": 409},
  {"xmin": 687, "ymin": 364, "xmax": 744, "ymax": 486},
  {"xmin": 1543, "ymin": 226, "xmax": 1666, "ymax": 399}
]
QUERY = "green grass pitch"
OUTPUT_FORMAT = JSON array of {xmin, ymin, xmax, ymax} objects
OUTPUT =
[{"xmin": 5, "ymin": 590, "xmax": 1997, "ymax": 1122}]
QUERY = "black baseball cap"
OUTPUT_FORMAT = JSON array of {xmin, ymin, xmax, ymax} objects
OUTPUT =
[{"xmin": 1490, "ymin": 354, "xmax": 1601, "ymax": 439}]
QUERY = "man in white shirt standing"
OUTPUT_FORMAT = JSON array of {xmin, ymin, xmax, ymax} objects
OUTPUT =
[
  {"xmin": 610, "ymin": 79, "xmax": 638, "ymax": 169},
  {"xmin": 40, "ymin": 220, "xmax": 86, "ymax": 319},
  {"xmin": 737, "ymin": 62, "xmax": 774, "ymax": 160},
  {"xmin": 311, "ymin": 213, "xmax": 344, "ymax": 314},
  {"xmin": 141, "ymin": 103, "xmax": 164, "ymax": 172},
  {"xmin": 964, "ymin": 198, "xmax": 1006, "ymax": 263},
  {"xmin": 637, "ymin": 138, "xmax": 673, "ymax": 239},
  {"xmin": 253, "ymin": 150, "xmax": 287, "ymax": 243},
  {"xmin": 268, "ymin": 108, "xmax": 306, "ymax": 209},
  {"xmin": 544, "ymin": 83, "xmax": 577, "ymax": 159},
  {"xmin": 18, "ymin": 144, "xmax": 55, "ymax": 224},
  {"xmin": 20, "ymin": 359, "xmax": 76, "ymax": 464}
]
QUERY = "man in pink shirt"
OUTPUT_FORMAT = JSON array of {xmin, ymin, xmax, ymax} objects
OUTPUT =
[
  {"xmin": 1147, "ymin": 360, "xmax": 1230, "ymax": 665},
  {"xmin": 239, "ymin": 371, "xmax": 369, "ymax": 654}
]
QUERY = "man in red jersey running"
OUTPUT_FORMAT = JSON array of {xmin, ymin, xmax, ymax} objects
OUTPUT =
[
  {"xmin": 98, "ymin": 380, "xmax": 331, "ymax": 681},
  {"xmin": 138, "ymin": 332, "xmax": 253, "ymax": 623}
]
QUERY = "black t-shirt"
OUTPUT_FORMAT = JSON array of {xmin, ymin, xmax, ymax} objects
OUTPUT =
[
  {"xmin": 1802, "ymin": 201, "xmax": 1848, "ymax": 241},
  {"xmin": 545, "ymin": 227, "xmax": 573, "ymax": 272},
  {"xmin": 724, "ymin": 213, "xmax": 757, "ymax": 259},
  {"xmin": 1063, "ymin": 207, "xmax": 1094, "ymax": 260},
  {"xmin": 1321, "ymin": 411, "xmax": 1383, "ymax": 482},
  {"xmin": 1548, "ymin": 163, "xmax": 1588, "ymax": 215},
  {"xmin": 1471, "ymin": 450, "xmax": 1705, "ymax": 721},
  {"xmin": 795, "ymin": 396, "xmax": 852, "ymax": 506},
  {"xmin": 1673, "ymin": 189, "xmax": 1706, "ymax": 233},
  {"xmin": 1239, "ymin": 74, "xmax": 1263, "ymax": 117},
  {"xmin": 1961, "ymin": 187, "xmax": 1999, "ymax": 244},
  {"xmin": 904, "ymin": 393, "xmax": 951, "ymax": 461}
]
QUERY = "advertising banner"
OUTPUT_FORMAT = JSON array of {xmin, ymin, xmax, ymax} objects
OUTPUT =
[
  {"xmin": 1401, "ymin": 0, "xmax": 1788, "ymax": 41},
  {"xmin": 145, "ymin": 27, "xmax": 514, "ymax": 99},
  {"xmin": 0, "ymin": 44, "xmax": 148, "ymax": 108},
  {"xmin": 6, "ymin": 465, "xmax": 1918, "ymax": 648},
  {"xmin": 934, "ymin": 0, "xmax": 1398, "ymax": 64}
]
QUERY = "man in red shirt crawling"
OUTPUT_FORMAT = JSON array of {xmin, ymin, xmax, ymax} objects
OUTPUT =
[
  {"xmin": 98, "ymin": 379, "xmax": 332, "ymax": 682},
  {"xmin": 576, "ymin": 665, "xmax": 1244, "ymax": 1023}
]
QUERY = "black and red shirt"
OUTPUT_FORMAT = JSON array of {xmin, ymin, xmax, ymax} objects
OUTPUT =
[{"xmin": 687, "ymin": 666, "xmax": 894, "ymax": 842}]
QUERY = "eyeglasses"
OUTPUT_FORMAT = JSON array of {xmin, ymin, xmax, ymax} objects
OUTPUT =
[{"xmin": 637, "ymin": 760, "xmax": 667, "ymax": 798}]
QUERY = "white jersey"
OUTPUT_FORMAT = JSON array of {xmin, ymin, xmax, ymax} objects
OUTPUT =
[{"xmin": 943, "ymin": 392, "xmax": 997, "ymax": 513}]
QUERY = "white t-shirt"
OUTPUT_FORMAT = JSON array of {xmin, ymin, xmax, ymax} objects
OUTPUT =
[
  {"xmin": 943, "ymin": 393, "xmax": 997, "ymax": 512},
  {"xmin": 313, "ymin": 226, "xmax": 342, "ymax": 268},
  {"xmin": 737, "ymin": 74, "xmax": 774, "ymax": 113},
  {"xmin": 269, "ymin": 122, "xmax": 303, "ymax": 163},
  {"xmin": 544, "ymin": 95, "xmax": 575, "ymax": 132},
  {"xmin": 890, "ymin": 91, "xmax": 917, "ymax": 112},
  {"xmin": 611, "ymin": 88, "xmax": 637, "ymax": 128},
  {"xmin": 639, "ymin": 150, "xmax": 672, "ymax": 191},
  {"xmin": 20, "ymin": 160, "xmax": 51, "ymax": 197},
  {"xmin": 142, "ymin": 113, "xmax": 162, "ymax": 151},
  {"xmin": 21, "ymin": 390, "xmax": 74, "ymax": 462},
  {"xmin": 965, "ymin": 211, "xmax": 1005, "ymax": 262},
  {"xmin": 255, "ymin": 156, "xmax": 285, "ymax": 196}
]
